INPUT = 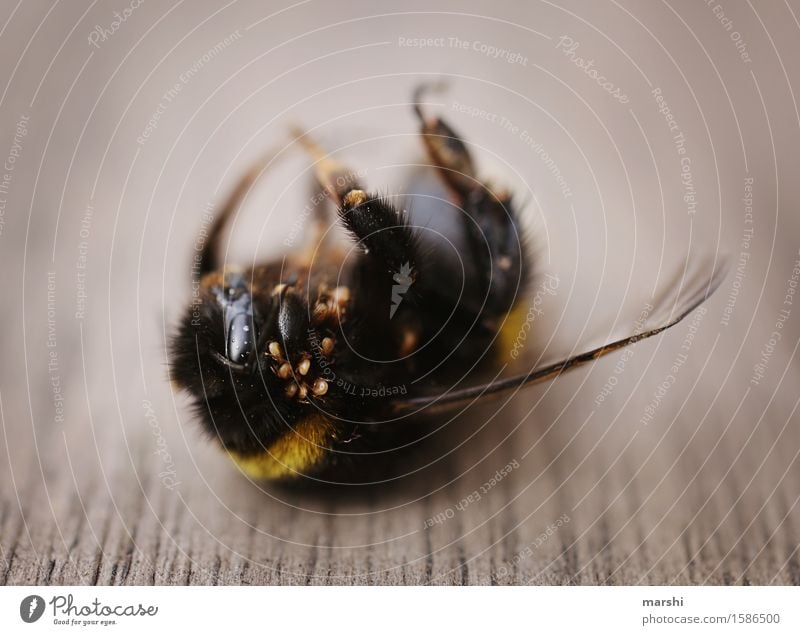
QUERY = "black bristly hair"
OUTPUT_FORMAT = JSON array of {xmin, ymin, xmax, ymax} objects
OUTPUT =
[{"xmin": 169, "ymin": 279, "xmax": 300, "ymax": 455}]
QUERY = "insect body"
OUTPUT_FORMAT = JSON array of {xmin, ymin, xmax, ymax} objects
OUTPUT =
[{"xmin": 170, "ymin": 85, "xmax": 722, "ymax": 482}]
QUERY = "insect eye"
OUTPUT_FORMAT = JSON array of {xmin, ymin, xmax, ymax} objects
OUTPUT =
[
  {"xmin": 226, "ymin": 309, "xmax": 256, "ymax": 364},
  {"xmin": 212, "ymin": 275, "xmax": 259, "ymax": 369}
]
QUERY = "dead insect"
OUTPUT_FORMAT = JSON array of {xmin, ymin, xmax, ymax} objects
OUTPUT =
[{"xmin": 169, "ymin": 84, "xmax": 724, "ymax": 482}]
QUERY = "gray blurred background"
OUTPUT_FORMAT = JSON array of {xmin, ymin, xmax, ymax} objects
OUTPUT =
[{"xmin": 0, "ymin": 0, "xmax": 798, "ymax": 584}]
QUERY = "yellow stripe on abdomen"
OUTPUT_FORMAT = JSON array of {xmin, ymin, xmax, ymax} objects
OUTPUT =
[{"xmin": 228, "ymin": 414, "xmax": 333, "ymax": 480}]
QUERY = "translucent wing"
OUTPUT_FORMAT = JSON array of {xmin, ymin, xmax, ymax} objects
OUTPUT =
[{"xmin": 390, "ymin": 259, "xmax": 727, "ymax": 415}]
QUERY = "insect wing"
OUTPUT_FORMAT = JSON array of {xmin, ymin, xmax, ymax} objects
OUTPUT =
[{"xmin": 390, "ymin": 259, "xmax": 727, "ymax": 415}]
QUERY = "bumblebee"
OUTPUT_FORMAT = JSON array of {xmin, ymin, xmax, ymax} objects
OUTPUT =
[{"xmin": 170, "ymin": 85, "xmax": 723, "ymax": 482}]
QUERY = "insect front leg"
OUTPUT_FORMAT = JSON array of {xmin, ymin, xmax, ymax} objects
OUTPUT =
[
  {"xmin": 292, "ymin": 127, "xmax": 365, "ymax": 206},
  {"xmin": 292, "ymin": 127, "xmax": 375, "ymax": 269},
  {"xmin": 199, "ymin": 148, "xmax": 284, "ymax": 275},
  {"xmin": 338, "ymin": 190, "xmax": 418, "ymax": 276},
  {"xmin": 335, "ymin": 189, "xmax": 433, "ymax": 361}
]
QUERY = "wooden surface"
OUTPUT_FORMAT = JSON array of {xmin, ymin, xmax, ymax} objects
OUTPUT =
[{"xmin": 1, "ymin": 0, "xmax": 800, "ymax": 585}]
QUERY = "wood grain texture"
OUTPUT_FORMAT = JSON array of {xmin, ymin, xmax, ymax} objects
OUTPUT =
[{"xmin": 1, "ymin": 0, "xmax": 799, "ymax": 586}]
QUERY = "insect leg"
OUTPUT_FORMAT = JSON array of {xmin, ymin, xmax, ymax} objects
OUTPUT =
[
  {"xmin": 292, "ymin": 127, "xmax": 365, "ymax": 206},
  {"xmin": 199, "ymin": 146, "xmax": 286, "ymax": 275},
  {"xmin": 338, "ymin": 190, "xmax": 417, "ymax": 275},
  {"xmin": 413, "ymin": 83, "xmax": 478, "ymax": 201},
  {"xmin": 462, "ymin": 190, "xmax": 528, "ymax": 320},
  {"xmin": 333, "ymin": 189, "xmax": 425, "ymax": 362},
  {"xmin": 292, "ymin": 127, "xmax": 374, "ymax": 265},
  {"xmin": 413, "ymin": 84, "xmax": 527, "ymax": 320}
]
